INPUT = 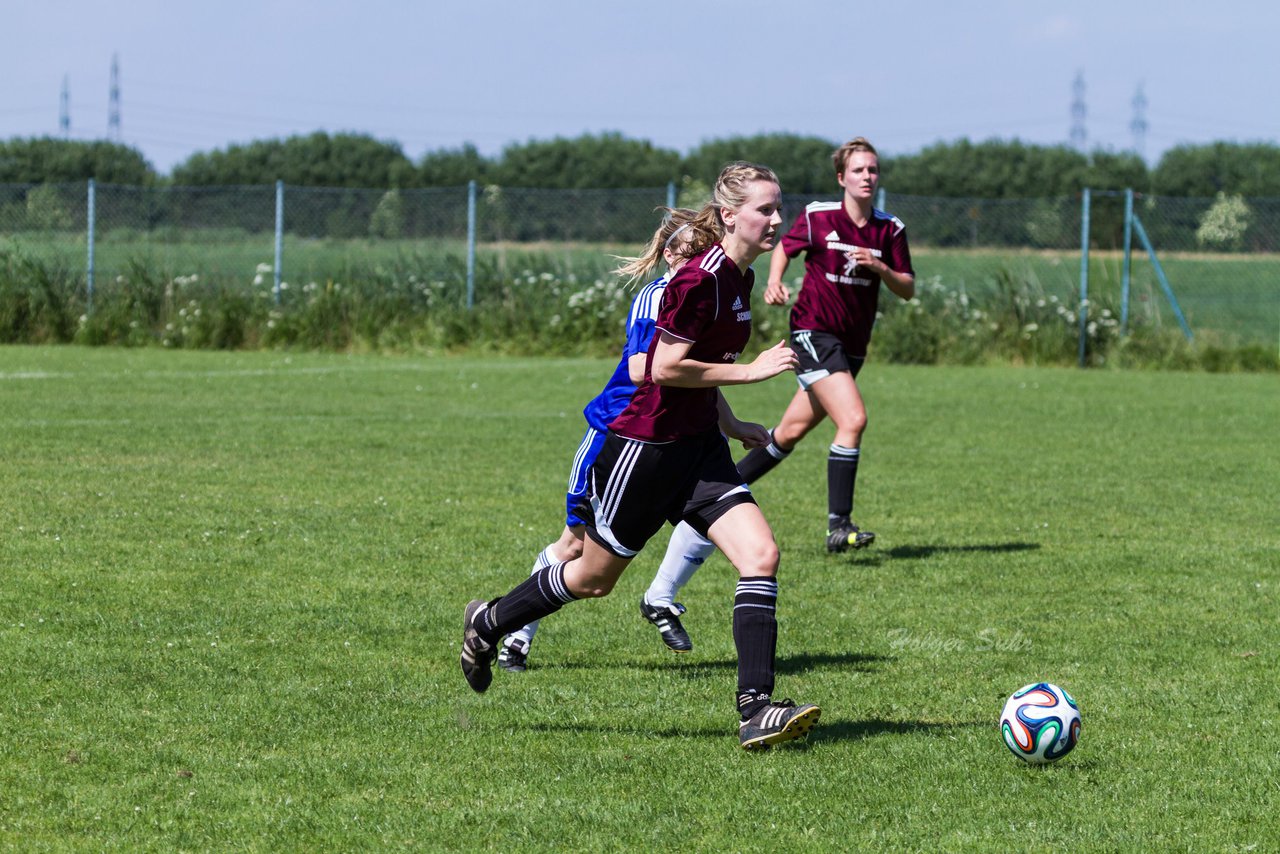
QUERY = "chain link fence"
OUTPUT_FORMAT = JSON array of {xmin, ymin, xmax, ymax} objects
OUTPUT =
[{"xmin": 2, "ymin": 181, "xmax": 1277, "ymax": 347}]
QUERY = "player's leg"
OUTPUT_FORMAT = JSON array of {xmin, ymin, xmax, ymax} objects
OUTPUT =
[
  {"xmin": 807, "ymin": 369, "xmax": 873, "ymax": 552},
  {"xmin": 704, "ymin": 501, "xmax": 820, "ymax": 750},
  {"xmin": 643, "ymin": 382, "xmax": 825, "ymax": 651},
  {"xmin": 736, "ymin": 386, "xmax": 826, "ymax": 483},
  {"xmin": 463, "ymin": 538, "xmax": 631, "ymax": 693},
  {"xmin": 500, "ymin": 524, "xmax": 585, "ymax": 672},
  {"xmin": 460, "ymin": 432, "xmax": 672, "ymax": 693},
  {"xmin": 640, "ymin": 520, "xmax": 713, "ymax": 652},
  {"xmin": 501, "ymin": 427, "xmax": 602, "ymax": 671}
]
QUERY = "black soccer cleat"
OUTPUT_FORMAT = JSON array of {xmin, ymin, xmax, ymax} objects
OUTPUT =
[
  {"xmin": 639, "ymin": 597, "xmax": 693, "ymax": 653},
  {"xmin": 460, "ymin": 599, "xmax": 498, "ymax": 693},
  {"xmin": 739, "ymin": 699, "xmax": 822, "ymax": 751},
  {"xmin": 826, "ymin": 519, "xmax": 875, "ymax": 553},
  {"xmin": 498, "ymin": 637, "xmax": 530, "ymax": 673}
]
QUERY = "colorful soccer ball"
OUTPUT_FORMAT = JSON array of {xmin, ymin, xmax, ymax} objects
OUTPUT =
[{"xmin": 1000, "ymin": 682, "xmax": 1081, "ymax": 764}]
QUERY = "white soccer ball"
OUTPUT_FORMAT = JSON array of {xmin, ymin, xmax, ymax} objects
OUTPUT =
[{"xmin": 999, "ymin": 681, "xmax": 1081, "ymax": 764}]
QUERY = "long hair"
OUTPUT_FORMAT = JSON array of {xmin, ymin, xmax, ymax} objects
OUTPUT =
[
  {"xmin": 682, "ymin": 161, "xmax": 780, "ymax": 257},
  {"xmin": 615, "ymin": 207, "xmax": 700, "ymax": 283},
  {"xmin": 832, "ymin": 137, "xmax": 878, "ymax": 174}
]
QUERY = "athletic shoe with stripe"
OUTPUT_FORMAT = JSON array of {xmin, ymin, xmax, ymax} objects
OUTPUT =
[
  {"xmin": 460, "ymin": 599, "xmax": 498, "ymax": 693},
  {"xmin": 739, "ymin": 699, "xmax": 821, "ymax": 751},
  {"xmin": 498, "ymin": 637, "xmax": 530, "ymax": 673},
  {"xmin": 639, "ymin": 597, "xmax": 693, "ymax": 653},
  {"xmin": 826, "ymin": 519, "xmax": 875, "ymax": 553}
]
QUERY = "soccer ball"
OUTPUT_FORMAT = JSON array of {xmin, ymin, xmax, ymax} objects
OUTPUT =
[{"xmin": 1000, "ymin": 682, "xmax": 1081, "ymax": 764}]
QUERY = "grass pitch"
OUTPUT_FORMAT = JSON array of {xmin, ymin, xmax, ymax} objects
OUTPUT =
[{"xmin": 1, "ymin": 347, "xmax": 1277, "ymax": 850}]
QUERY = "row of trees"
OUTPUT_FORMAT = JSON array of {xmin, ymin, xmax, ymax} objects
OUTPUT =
[{"xmin": 4, "ymin": 133, "xmax": 1280, "ymax": 198}]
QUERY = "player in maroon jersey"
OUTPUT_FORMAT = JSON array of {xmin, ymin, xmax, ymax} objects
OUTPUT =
[
  {"xmin": 460, "ymin": 162, "xmax": 822, "ymax": 750},
  {"xmin": 742, "ymin": 136, "xmax": 916, "ymax": 553}
]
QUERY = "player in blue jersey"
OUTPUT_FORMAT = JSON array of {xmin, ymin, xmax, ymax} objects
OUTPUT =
[{"xmin": 497, "ymin": 208, "xmax": 698, "ymax": 672}]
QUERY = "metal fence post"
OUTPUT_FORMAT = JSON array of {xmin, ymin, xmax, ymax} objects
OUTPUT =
[
  {"xmin": 86, "ymin": 178, "xmax": 96, "ymax": 314},
  {"xmin": 1078, "ymin": 187, "xmax": 1091, "ymax": 368},
  {"xmin": 466, "ymin": 179, "xmax": 477, "ymax": 310},
  {"xmin": 1121, "ymin": 188, "xmax": 1134, "ymax": 334},
  {"xmin": 1131, "ymin": 213, "xmax": 1193, "ymax": 341},
  {"xmin": 666, "ymin": 181, "xmax": 676, "ymax": 210},
  {"xmin": 876, "ymin": 187, "xmax": 886, "ymax": 210},
  {"xmin": 273, "ymin": 180, "xmax": 284, "ymax": 305}
]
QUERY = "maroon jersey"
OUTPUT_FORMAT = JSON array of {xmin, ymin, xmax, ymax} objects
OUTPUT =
[
  {"xmin": 609, "ymin": 244, "xmax": 755, "ymax": 443},
  {"xmin": 781, "ymin": 201, "xmax": 913, "ymax": 358}
]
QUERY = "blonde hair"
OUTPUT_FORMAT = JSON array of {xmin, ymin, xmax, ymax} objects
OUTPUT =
[
  {"xmin": 615, "ymin": 207, "xmax": 700, "ymax": 282},
  {"xmin": 833, "ymin": 137, "xmax": 878, "ymax": 174},
  {"xmin": 682, "ymin": 161, "xmax": 780, "ymax": 257},
  {"xmin": 618, "ymin": 163, "xmax": 780, "ymax": 282}
]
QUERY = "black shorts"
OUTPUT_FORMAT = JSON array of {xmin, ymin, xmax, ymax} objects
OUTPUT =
[
  {"xmin": 584, "ymin": 429, "xmax": 756, "ymax": 558},
  {"xmin": 791, "ymin": 329, "xmax": 865, "ymax": 390}
]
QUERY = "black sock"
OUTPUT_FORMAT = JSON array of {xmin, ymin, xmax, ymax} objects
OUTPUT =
[
  {"xmin": 733, "ymin": 576, "xmax": 778, "ymax": 718},
  {"xmin": 736, "ymin": 431, "xmax": 792, "ymax": 485},
  {"xmin": 477, "ymin": 562, "xmax": 578, "ymax": 644},
  {"xmin": 827, "ymin": 443, "xmax": 859, "ymax": 521}
]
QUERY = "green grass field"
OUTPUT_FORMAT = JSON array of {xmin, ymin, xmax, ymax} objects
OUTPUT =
[{"xmin": 2, "ymin": 347, "xmax": 1277, "ymax": 850}]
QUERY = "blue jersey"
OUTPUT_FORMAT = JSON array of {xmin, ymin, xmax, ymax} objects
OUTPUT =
[{"xmin": 581, "ymin": 276, "xmax": 667, "ymax": 432}]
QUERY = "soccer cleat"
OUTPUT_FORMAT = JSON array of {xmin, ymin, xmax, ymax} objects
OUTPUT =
[
  {"xmin": 460, "ymin": 599, "xmax": 498, "ymax": 693},
  {"xmin": 826, "ymin": 519, "xmax": 875, "ymax": 553},
  {"xmin": 498, "ymin": 637, "xmax": 530, "ymax": 673},
  {"xmin": 639, "ymin": 597, "xmax": 693, "ymax": 653},
  {"xmin": 739, "ymin": 699, "xmax": 822, "ymax": 751}
]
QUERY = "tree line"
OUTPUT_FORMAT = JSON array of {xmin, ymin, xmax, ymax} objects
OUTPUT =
[{"xmin": 3, "ymin": 132, "xmax": 1280, "ymax": 198}]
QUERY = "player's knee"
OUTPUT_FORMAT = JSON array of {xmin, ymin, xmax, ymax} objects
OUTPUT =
[
  {"xmin": 560, "ymin": 539, "xmax": 585, "ymax": 562},
  {"xmin": 836, "ymin": 414, "xmax": 867, "ymax": 447},
  {"xmin": 564, "ymin": 560, "xmax": 620, "ymax": 598},
  {"xmin": 734, "ymin": 540, "xmax": 779, "ymax": 579},
  {"xmin": 566, "ymin": 575, "xmax": 616, "ymax": 598},
  {"xmin": 774, "ymin": 422, "xmax": 809, "ymax": 449}
]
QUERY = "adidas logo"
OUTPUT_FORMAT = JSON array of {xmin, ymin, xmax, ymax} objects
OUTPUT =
[
  {"xmin": 731, "ymin": 295, "xmax": 743, "ymax": 310},
  {"xmin": 825, "ymin": 230, "xmax": 840, "ymax": 241}
]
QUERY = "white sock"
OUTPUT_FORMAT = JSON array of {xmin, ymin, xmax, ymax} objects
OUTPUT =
[
  {"xmin": 645, "ymin": 522, "xmax": 716, "ymax": 609},
  {"xmin": 507, "ymin": 544, "xmax": 559, "ymax": 648}
]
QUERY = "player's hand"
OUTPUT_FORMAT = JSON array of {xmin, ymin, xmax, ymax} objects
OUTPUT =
[
  {"xmin": 724, "ymin": 419, "xmax": 771, "ymax": 450},
  {"xmin": 744, "ymin": 340, "xmax": 798, "ymax": 382},
  {"xmin": 851, "ymin": 247, "xmax": 883, "ymax": 274},
  {"xmin": 764, "ymin": 279, "xmax": 790, "ymax": 306}
]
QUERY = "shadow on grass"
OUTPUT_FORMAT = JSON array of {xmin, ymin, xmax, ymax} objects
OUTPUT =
[
  {"xmin": 884, "ymin": 541, "xmax": 1042, "ymax": 560},
  {"xmin": 511, "ymin": 715, "xmax": 987, "ymax": 747},
  {"xmin": 814, "ymin": 716, "xmax": 988, "ymax": 745},
  {"xmin": 549, "ymin": 651, "xmax": 890, "ymax": 675}
]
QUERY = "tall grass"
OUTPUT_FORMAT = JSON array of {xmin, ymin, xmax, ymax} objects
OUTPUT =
[{"xmin": 1, "ymin": 236, "xmax": 1275, "ymax": 371}]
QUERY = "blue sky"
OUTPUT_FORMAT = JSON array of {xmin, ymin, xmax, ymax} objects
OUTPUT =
[{"xmin": 2, "ymin": 0, "xmax": 1275, "ymax": 175}]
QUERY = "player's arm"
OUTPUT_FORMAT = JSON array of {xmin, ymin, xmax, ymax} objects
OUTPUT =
[
  {"xmin": 624, "ymin": 295, "xmax": 661, "ymax": 384},
  {"xmin": 716, "ymin": 390, "xmax": 770, "ymax": 449},
  {"xmin": 879, "ymin": 267, "xmax": 915, "ymax": 301},
  {"xmin": 626, "ymin": 352, "xmax": 646, "ymax": 384},
  {"xmin": 764, "ymin": 245, "xmax": 792, "ymax": 306},
  {"xmin": 650, "ymin": 332, "xmax": 797, "ymax": 388},
  {"xmin": 850, "ymin": 246, "xmax": 915, "ymax": 301}
]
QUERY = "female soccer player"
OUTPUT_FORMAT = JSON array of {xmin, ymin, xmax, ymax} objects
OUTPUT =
[
  {"xmin": 747, "ymin": 137, "xmax": 915, "ymax": 551},
  {"xmin": 497, "ymin": 209, "xmax": 699, "ymax": 673},
  {"xmin": 461, "ymin": 162, "xmax": 822, "ymax": 750}
]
